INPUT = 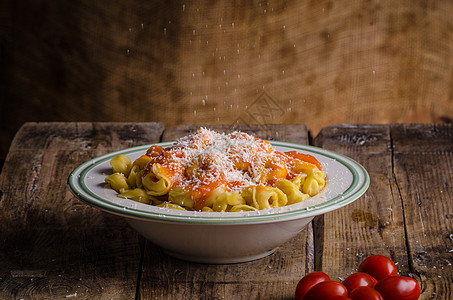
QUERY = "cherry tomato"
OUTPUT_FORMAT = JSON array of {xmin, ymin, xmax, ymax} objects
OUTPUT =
[
  {"xmin": 375, "ymin": 276, "xmax": 421, "ymax": 300},
  {"xmin": 295, "ymin": 271, "xmax": 330, "ymax": 300},
  {"xmin": 302, "ymin": 281, "xmax": 348, "ymax": 300},
  {"xmin": 358, "ymin": 255, "xmax": 398, "ymax": 281},
  {"xmin": 328, "ymin": 296, "xmax": 352, "ymax": 300},
  {"xmin": 343, "ymin": 272, "xmax": 378, "ymax": 293},
  {"xmin": 349, "ymin": 286, "xmax": 384, "ymax": 300}
]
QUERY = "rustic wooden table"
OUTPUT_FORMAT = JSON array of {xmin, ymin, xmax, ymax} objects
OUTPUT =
[{"xmin": 0, "ymin": 122, "xmax": 451, "ymax": 299}]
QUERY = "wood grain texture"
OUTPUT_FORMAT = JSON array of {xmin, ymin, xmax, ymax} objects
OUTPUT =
[
  {"xmin": 1, "ymin": 123, "xmax": 452, "ymax": 299},
  {"xmin": 139, "ymin": 124, "xmax": 312, "ymax": 300},
  {"xmin": 0, "ymin": 122, "xmax": 164, "ymax": 299},
  {"xmin": 390, "ymin": 124, "xmax": 453, "ymax": 299},
  {"xmin": 313, "ymin": 124, "xmax": 409, "ymax": 279},
  {"xmin": 2, "ymin": 0, "xmax": 453, "ymax": 160},
  {"xmin": 314, "ymin": 123, "xmax": 453, "ymax": 299}
]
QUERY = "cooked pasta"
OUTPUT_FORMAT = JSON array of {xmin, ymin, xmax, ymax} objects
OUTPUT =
[{"xmin": 105, "ymin": 128, "xmax": 326, "ymax": 212}]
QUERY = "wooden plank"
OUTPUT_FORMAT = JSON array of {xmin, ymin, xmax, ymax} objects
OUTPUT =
[
  {"xmin": 0, "ymin": 122, "xmax": 164, "ymax": 299},
  {"xmin": 139, "ymin": 124, "xmax": 313, "ymax": 300},
  {"xmin": 313, "ymin": 124, "xmax": 410, "ymax": 280},
  {"xmin": 390, "ymin": 123, "xmax": 453, "ymax": 299}
]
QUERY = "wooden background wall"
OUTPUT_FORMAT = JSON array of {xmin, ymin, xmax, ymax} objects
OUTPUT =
[{"xmin": 1, "ymin": 0, "xmax": 453, "ymax": 160}]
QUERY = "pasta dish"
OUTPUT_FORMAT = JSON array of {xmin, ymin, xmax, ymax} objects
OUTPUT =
[{"xmin": 105, "ymin": 128, "xmax": 326, "ymax": 212}]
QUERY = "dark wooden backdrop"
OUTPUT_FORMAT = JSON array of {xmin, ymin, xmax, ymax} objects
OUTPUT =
[{"xmin": 1, "ymin": 0, "xmax": 453, "ymax": 160}]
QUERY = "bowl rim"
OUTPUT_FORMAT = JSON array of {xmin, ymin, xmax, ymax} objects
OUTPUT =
[{"xmin": 68, "ymin": 141, "xmax": 370, "ymax": 225}]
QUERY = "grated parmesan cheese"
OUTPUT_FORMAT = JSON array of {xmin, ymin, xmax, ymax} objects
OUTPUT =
[
  {"xmin": 148, "ymin": 128, "xmax": 278, "ymax": 189},
  {"xmin": 143, "ymin": 127, "xmax": 320, "ymax": 209}
]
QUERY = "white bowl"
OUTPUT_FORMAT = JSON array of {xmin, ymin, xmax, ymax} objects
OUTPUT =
[{"xmin": 68, "ymin": 141, "xmax": 369, "ymax": 264}]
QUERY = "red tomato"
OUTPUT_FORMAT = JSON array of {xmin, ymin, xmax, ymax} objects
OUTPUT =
[
  {"xmin": 302, "ymin": 281, "xmax": 348, "ymax": 300},
  {"xmin": 375, "ymin": 276, "xmax": 421, "ymax": 300},
  {"xmin": 295, "ymin": 271, "xmax": 330, "ymax": 300},
  {"xmin": 358, "ymin": 255, "xmax": 398, "ymax": 281},
  {"xmin": 329, "ymin": 296, "xmax": 352, "ymax": 300},
  {"xmin": 349, "ymin": 286, "xmax": 384, "ymax": 300},
  {"xmin": 343, "ymin": 272, "xmax": 378, "ymax": 292}
]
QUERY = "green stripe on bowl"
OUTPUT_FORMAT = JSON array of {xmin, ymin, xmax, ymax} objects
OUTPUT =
[{"xmin": 68, "ymin": 141, "xmax": 369, "ymax": 224}]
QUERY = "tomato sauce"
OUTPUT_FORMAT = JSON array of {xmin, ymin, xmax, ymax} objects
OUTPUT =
[{"xmin": 139, "ymin": 128, "xmax": 323, "ymax": 211}]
